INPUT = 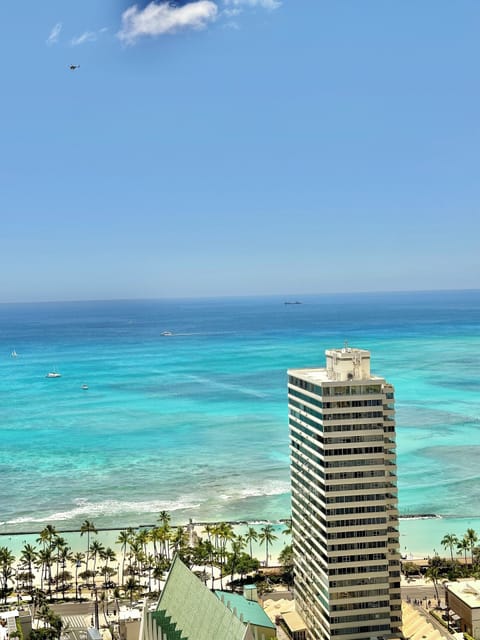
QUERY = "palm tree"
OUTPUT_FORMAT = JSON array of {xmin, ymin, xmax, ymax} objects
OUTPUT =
[
  {"xmin": 152, "ymin": 561, "xmax": 169, "ymax": 592},
  {"xmin": 123, "ymin": 576, "xmax": 139, "ymax": 606},
  {"xmin": 278, "ymin": 544, "xmax": 294, "ymax": 586},
  {"xmin": 245, "ymin": 527, "xmax": 258, "ymax": 559},
  {"xmin": 149, "ymin": 527, "xmax": 162, "ymax": 560},
  {"xmin": 282, "ymin": 519, "xmax": 293, "ymax": 537},
  {"xmin": 259, "ymin": 524, "xmax": 278, "ymax": 567},
  {"xmin": 20, "ymin": 543, "xmax": 38, "ymax": 593},
  {"xmin": 128, "ymin": 539, "xmax": 144, "ymax": 575},
  {"xmin": 457, "ymin": 537, "xmax": 469, "ymax": 564},
  {"xmin": 425, "ymin": 564, "xmax": 441, "ymax": 607},
  {"xmin": 228, "ymin": 536, "xmax": 246, "ymax": 588},
  {"xmin": 136, "ymin": 529, "xmax": 150, "ymax": 558},
  {"xmin": 441, "ymin": 533, "xmax": 459, "ymax": 563},
  {"xmin": 203, "ymin": 524, "xmax": 213, "ymax": 544},
  {"xmin": 158, "ymin": 511, "xmax": 171, "ymax": 527},
  {"xmin": 170, "ymin": 527, "xmax": 189, "ymax": 556},
  {"xmin": 217, "ymin": 523, "xmax": 235, "ymax": 566},
  {"xmin": 37, "ymin": 547, "xmax": 54, "ymax": 597},
  {"xmin": 80, "ymin": 520, "xmax": 98, "ymax": 573},
  {"xmin": 465, "ymin": 529, "xmax": 478, "ymax": 566},
  {"xmin": 51, "ymin": 535, "xmax": 68, "ymax": 591},
  {"xmin": 0, "ymin": 546, "xmax": 15, "ymax": 604},
  {"xmin": 89, "ymin": 540, "xmax": 106, "ymax": 579},
  {"xmin": 37, "ymin": 525, "xmax": 58, "ymax": 550},
  {"xmin": 100, "ymin": 547, "xmax": 117, "ymax": 585},
  {"xmin": 116, "ymin": 530, "xmax": 132, "ymax": 586},
  {"xmin": 158, "ymin": 524, "xmax": 172, "ymax": 561},
  {"xmin": 57, "ymin": 546, "xmax": 73, "ymax": 599},
  {"xmin": 72, "ymin": 552, "xmax": 85, "ymax": 599}
]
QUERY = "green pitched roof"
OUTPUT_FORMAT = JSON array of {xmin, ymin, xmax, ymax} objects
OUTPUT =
[
  {"xmin": 215, "ymin": 591, "xmax": 276, "ymax": 629},
  {"xmin": 151, "ymin": 556, "xmax": 249, "ymax": 640}
]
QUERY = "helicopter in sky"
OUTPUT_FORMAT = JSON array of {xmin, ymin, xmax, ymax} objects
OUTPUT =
[{"xmin": 68, "ymin": 64, "xmax": 80, "ymax": 71}]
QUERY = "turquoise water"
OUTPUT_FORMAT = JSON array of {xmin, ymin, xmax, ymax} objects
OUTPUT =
[{"xmin": 1, "ymin": 291, "xmax": 480, "ymax": 543}]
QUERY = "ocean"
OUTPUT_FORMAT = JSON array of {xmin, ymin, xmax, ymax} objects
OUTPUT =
[{"xmin": 1, "ymin": 290, "xmax": 480, "ymax": 556}]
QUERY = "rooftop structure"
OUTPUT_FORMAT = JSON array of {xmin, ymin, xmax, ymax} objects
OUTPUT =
[
  {"xmin": 141, "ymin": 556, "xmax": 265, "ymax": 640},
  {"xmin": 215, "ymin": 591, "xmax": 275, "ymax": 637}
]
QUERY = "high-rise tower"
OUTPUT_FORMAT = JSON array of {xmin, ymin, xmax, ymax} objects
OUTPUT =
[{"xmin": 288, "ymin": 347, "xmax": 401, "ymax": 640}]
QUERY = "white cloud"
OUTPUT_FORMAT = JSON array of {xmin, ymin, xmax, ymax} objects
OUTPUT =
[
  {"xmin": 223, "ymin": 0, "xmax": 281, "ymax": 8},
  {"xmin": 46, "ymin": 22, "xmax": 62, "ymax": 45},
  {"xmin": 70, "ymin": 27, "xmax": 108, "ymax": 46},
  {"xmin": 71, "ymin": 31, "xmax": 97, "ymax": 46},
  {"xmin": 118, "ymin": 0, "xmax": 218, "ymax": 44}
]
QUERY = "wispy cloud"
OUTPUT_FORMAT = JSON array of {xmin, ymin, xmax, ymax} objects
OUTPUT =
[
  {"xmin": 118, "ymin": 1, "xmax": 218, "ymax": 44},
  {"xmin": 71, "ymin": 31, "xmax": 97, "ymax": 46},
  {"xmin": 223, "ymin": 0, "xmax": 281, "ymax": 8},
  {"xmin": 46, "ymin": 22, "xmax": 62, "ymax": 46},
  {"xmin": 71, "ymin": 27, "xmax": 109, "ymax": 46}
]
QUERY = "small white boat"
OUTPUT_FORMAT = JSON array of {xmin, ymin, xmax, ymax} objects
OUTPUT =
[
  {"xmin": 82, "ymin": 384, "xmax": 89, "ymax": 390},
  {"xmin": 11, "ymin": 349, "xmax": 18, "ymax": 358},
  {"xmin": 46, "ymin": 371, "xmax": 61, "ymax": 378},
  {"xmin": 161, "ymin": 331, "xmax": 173, "ymax": 336}
]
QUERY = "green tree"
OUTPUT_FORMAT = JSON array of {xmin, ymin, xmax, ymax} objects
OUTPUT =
[
  {"xmin": 402, "ymin": 561, "xmax": 418, "ymax": 578},
  {"xmin": 72, "ymin": 552, "xmax": 85, "ymax": 599},
  {"xmin": 282, "ymin": 519, "xmax": 293, "ymax": 537},
  {"xmin": 100, "ymin": 547, "xmax": 117, "ymax": 585},
  {"xmin": 425, "ymin": 564, "xmax": 441, "ymax": 607},
  {"xmin": 89, "ymin": 540, "xmax": 105, "ymax": 577},
  {"xmin": 36, "ymin": 547, "xmax": 54, "ymax": 598},
  {"xmin": 33, "ymin": 598, "xmax": 63, "ymax": 640},
  {"xmin": 158, "ymin": 511, "xmax": 171, "ymax": 527},
  {"xmin": 123, "ymin": 576, "xmax": 139, "ymax": 606},
  {"xmin": 116, "ymin": 530, "xmax": 132, "ymax": 586},
  {"xmin": 80, "ymin": 520, "xmax": 98, "ymax": 573},
  {"xmin": 159, "ymin": 524, "xmax": 172, "ymax": 561},
  {"xmin": 259, "ymin": 524, "xmax": 278, "ymax": 567},
  {"xmin": 20, "ymin": 543, "xmax": 38, "ymax": 593},
  {"xmin": 136, "ymin": 529, "xmax": 150, "ymax": 557},
  {"xmin": 152, "ymin": 560, "xmax": 169, "ymax": 591},
  {"xmin": 228, "ymin": 536, "xmax": 246, "ymax": 588},
  {"xmin": 0, "ymin": 546, "xmax": 15, "ymax": 604},
  {"xmin": 57, "ymin": 545, "xmax": 73, "ymax": 598},
  {"xmin": 278, "ymin": 544, "xmax": 294, "ymax": 586},
  {"xmin": 51, "ymin": 536, "xmax": 68, "ymax": 593},
  {"xmin": 465, "ymin": 529, "xmax": 478, "ymax": 566},
  {"xmin": 441, "ymin": 533, "xmax": 459, "ymax": 563},
  {"xmin": 457, "ymin": 537, "xmax": 470, "ymax": 567},
  {"xmin": 149, "ymin": 527, "xmax": 161, "ymax": 560},
  {"xmin": 170, "ymin": 527, "xmax": 189, "ymax": 562},
  {"xmin": 245, "ymin": 527, "xmax": 258, "ymax": 559},
  {"xmin": 37, "ymin": 526, "xmax": 57, "ymax": 551}
]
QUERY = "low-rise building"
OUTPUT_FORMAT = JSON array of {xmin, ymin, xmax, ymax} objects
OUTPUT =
[
  {"xmin": 445, "ymin": 580, "xmax": 480, "ymax": 638},
  {"xmin": 140, "ymin": 555, "xmax": 276, "ymax": 640}
]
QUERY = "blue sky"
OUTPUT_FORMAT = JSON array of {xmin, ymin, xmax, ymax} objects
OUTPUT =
[{"xmin": 1, "ymin": 1, "xmax": 479, "ymax": 302}]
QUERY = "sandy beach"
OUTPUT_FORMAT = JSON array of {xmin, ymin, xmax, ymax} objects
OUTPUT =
[
  {"xmin": 3, "ymin": 513, "xmax": 480, "ymax": 604},
  {"xmin": 0, "ymin": 519, "xmax": 291, "ymax": 603},
  {"xmin": 4, "ymin": 514, "xmax": 480, "ymax": 563}
]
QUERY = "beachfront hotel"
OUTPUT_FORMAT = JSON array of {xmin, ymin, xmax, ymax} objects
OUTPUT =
[{"xmin": 288, "ymin": 347, "xmax": 402, "ymax": 640}]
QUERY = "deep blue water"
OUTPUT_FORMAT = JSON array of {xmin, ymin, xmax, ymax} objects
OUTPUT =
[{"xmin": 1, "ymin": 290, "xmax": 479, "ymax": 533}]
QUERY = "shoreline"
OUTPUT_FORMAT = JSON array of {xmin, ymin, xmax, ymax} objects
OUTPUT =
[
  {"xmin": 0, "ymin": 513, "xmax": 451, "ymax": 538},
  {"xmin": 0, "ymin": 518, "xmax": 291, "ymax": 538},
  {"xmin": 3, "ymin": 514, "xmax": 480, "ymax": 562}
]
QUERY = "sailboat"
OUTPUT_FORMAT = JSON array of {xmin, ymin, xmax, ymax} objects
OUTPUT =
[{"xmin": 11, "ymin": 349, "xmax": 18, "ymax": 358}]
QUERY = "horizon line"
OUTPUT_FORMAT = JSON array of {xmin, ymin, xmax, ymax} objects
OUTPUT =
[{"xmin": 0, "ymin": 286, "xmax": 479, "ymax": 306}]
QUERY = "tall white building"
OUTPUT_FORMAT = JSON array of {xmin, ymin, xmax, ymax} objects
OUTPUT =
[{"xmin": 288, "ymin": 347, "xmax": 401, "ymax": 640}]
